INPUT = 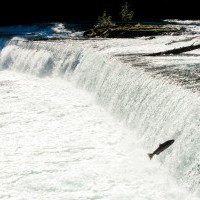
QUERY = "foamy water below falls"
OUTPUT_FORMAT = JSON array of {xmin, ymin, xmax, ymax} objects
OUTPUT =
[{"xmin": 0, "ymin": 71, "xmax": 198, "ymax": 200}]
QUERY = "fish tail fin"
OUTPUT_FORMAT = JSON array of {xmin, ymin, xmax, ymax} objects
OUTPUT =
[{"xmin": 148, "ymin": 153, "xmax": 154, "ymax": 160}]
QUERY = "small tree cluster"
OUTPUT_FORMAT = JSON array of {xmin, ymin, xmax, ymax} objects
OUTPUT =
[
  {"xmin": 120, "ymin": 2, "xmax": 134, "ymax": 22},
  {"xmin": 97, "ymin": 2, "xmax": 134, "ymax": 27},
  {"xmin": 97, "ymin": 11, "xmax": 112, "ymax": 27}
]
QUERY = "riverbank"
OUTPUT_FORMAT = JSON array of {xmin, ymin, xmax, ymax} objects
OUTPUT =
[{"xmin": 83, "ymin": 23, "xmax": 181, "ymax": 38}]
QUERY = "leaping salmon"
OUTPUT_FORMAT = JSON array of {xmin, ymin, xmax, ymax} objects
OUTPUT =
[{"xmin": 148, "ymin": 139, "xmax": 175, "ymax": 160}]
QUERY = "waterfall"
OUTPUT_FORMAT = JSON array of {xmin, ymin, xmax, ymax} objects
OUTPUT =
[{"xmin": 1, "ymin": 37, "xmax": 200, "ymax": 194}]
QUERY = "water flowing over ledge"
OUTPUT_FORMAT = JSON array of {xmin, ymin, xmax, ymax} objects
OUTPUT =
[{"xmin": 1, "ymin": 37, "xmax": 200, "ymax": 195}]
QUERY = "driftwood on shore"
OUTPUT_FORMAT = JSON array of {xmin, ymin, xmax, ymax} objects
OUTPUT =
[{"xmin": 147, "ymin": 43, "xmax": 200, "ymax": 56}]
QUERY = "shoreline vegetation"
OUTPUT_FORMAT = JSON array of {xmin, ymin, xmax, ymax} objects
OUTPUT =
[
  {"xmin": 84, "ymin": 2, "xmax": 181, "ymax": 39},
  {"xmin": 83, "ymin": 23, "xmax": 180, "ymax": 38}
]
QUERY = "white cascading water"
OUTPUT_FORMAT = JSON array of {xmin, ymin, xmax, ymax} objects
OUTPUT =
[{"xmin": 1, "ymin": 36, "xmax": 200, "ymax": 198}]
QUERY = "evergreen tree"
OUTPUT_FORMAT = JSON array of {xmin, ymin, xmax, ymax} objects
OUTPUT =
[
  {"xmin": 120, "ymin": 2, "xmax": 134, "ymax": 21},
  {"xmin": 97, "ymin": 11, "xmax": 112, "ymax": 27}
]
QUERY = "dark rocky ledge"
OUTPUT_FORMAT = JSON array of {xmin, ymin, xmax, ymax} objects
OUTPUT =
[{"xmin": 83, "ymin": 24, "xmax": 181, "ymax": 38}]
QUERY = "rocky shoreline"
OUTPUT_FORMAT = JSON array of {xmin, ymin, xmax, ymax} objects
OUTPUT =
[{"xmin": 83, "ymin": 24, "xmax": 181, "ymax": 38}]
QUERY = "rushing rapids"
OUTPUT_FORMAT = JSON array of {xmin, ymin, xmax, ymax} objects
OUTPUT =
[{"xmin": 1, "ymin": 21, "xmax": 200, "ymax": 199}]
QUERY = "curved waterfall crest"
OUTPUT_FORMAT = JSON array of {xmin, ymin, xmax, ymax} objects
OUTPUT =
[{"xmin": 1, "ymin": 38, "xmax": 200, "ymax": 194}]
